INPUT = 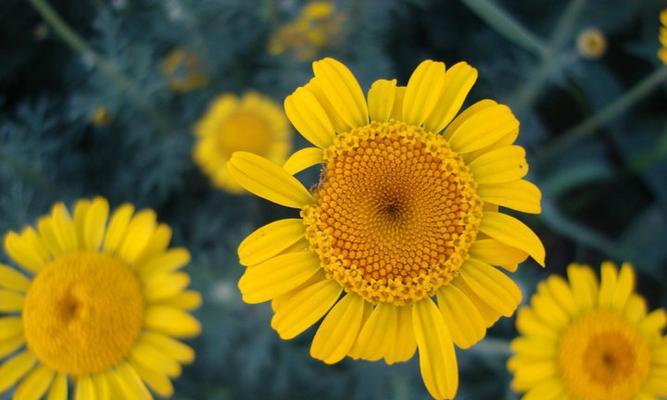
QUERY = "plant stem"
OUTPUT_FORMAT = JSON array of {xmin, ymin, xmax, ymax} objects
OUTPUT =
[
  {"xmin": 508, "ymin": 0, "xmax": 586, "ymax": 111},
  {"xmin": 461, "ymin": 0, "xmax": 546, "ymax": 56},
  {"xmin": 27, "ymin": 0, "xmax": 171, "ymax": 134},
  {"xmin": 539, "ymin": 67, "xmax": 667, "ymax": 161}
]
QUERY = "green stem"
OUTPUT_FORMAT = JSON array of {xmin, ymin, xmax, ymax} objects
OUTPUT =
[
  {"xmin": 508, "ymin": 0, "xmax": 586, "ymax": 110},
  {"xmin": 461, "ymin": 0, "xmax": 546, "ymax": 56},
  {"xmin": 539, "ymin": 67, "xmax": 667, "ymax": 161},
  {"xmin": 27, "ymin": 0, "xmax": 171, "ymax": 134}
]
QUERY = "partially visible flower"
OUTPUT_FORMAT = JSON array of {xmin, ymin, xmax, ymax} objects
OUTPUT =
[
  {"xmin": 193, "ymin": 92, "xmax": 291, "ymax": 193},
  {"xmin": 161, "ymin": 48, "xmax": 208, "ymax": 93},
  {"xmin": 509, "ymin": 262, "xmax": 666, "ymax": 399},
  {"xmin": 269, "ymin": 1, "xmax": 345, "ymax": 61},
  {"xmin": 577, "ymin": 28, "xmax": 607, "ymax": 59},
  {"xmin": 659, "ymin": 9, "xmax": 667, "ymax": 65},
  {"xmin": 90, "ymin": 106, "xmax": 112, "ymax": 127},
  {"xmin": 0, "ymin": 197, "xmax": 201, "ymax": 398}
]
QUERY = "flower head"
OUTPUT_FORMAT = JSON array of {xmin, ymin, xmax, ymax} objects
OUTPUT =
[
  {"xmin": 659, "ymin": 9, "xmax": 667, "ymax": 65},
  {"xmin": 90, "ymin": 106, "xmax": 112, "ymax": 127},
  {"xmin": 0, "ymin": 198, "xmax": 201, "ymax": 398},
  {"xmin": 269, "ymin": 1, "xmax": 345, "ymax": 61},
  {"xmin": 509, "ymin": 262, "xmax": 666, "ymax": 400},
  {"xmin": 161, "ymin": 48, "xmax": 208, "ymax": 93},
  {"xmin": 577, "ymin": 28, "xmax": 607, "ymax": 59},
  {"xmin": 228, "ymin": 58, "xmax": 544, "ymax": 399},
  {"xmin": 193, "ymin": 92, "xmax": 291, "ymax": 193}
]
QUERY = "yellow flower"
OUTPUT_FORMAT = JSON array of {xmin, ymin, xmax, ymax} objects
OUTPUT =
[
  {"xmin": 268, "ymin": 1, "xmax": 345, "ymax": 61},
  {"xmin": 659, "ymin": 9, "xmax": 667, "ymax": 65},
  {"xmin": 90, "ymin": 106, "xmax": 112, "ymax": 127},
  {"xmin": 161, "ymin": 48, "xmax": 208, "ymax": 93},
  {"xmin": 193, "ymin": 92, "xmax": 291, "ymax": 193},
  {"xmin": 228, "ymin": 58, "xmax": 545, "ymax": 399},
  {"xmin": 0, "ymin": 198, "xmax": 201, "ymax": 399},
  {"xmin": 509, "ymin": 262, "xmax": 667, "ymax": 400},
  {"xmin": 577, "ymin": 28, "xmax": 607, "ymax": 59}
]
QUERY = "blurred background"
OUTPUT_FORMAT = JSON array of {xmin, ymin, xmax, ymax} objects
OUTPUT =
[{"xmin": 1, "ymin": 0, "xmax": 666, "ymax": 398}]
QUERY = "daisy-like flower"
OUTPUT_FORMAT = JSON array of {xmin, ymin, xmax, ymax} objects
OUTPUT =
[
  {"xmin": 193, "ymin": 92, "xmax": 291, "ymax": 193},
  {"xmin": 659, "ymin": 9, "xmax": 667, "ymax": 65},
  {"xmin": 161, "ymin": 48, "xmax": 208, "ymax": 93},
  {"xmin": 227, "ymin": 58, "xmax": 545, "ymax": 399},
  {"xmin": 508, "ymin": 262, "xmax": 667, "ymax": 400},
  {"xmin": 577, "ymin": 28, "xmax": 607, "ymax": 59},
  {"xmin": 0, "ymin": 197, "xmax": 201, "ymax": 399}
]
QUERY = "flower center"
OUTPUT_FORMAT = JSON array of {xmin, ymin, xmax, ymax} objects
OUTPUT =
[
  {"xmin": 218, "ymin": 111, "xmax": 272, "ymax": 157},
  {"xmin": 558, "ymin": 311, "xmax": 650, "ymax": 400},
  {"xmin": 302, "ymin": 121, "xmax": 482, "ymax": 305},
  {"xmin": 23, "ymin": 252, "xmax": 144, "ymax": 375}
]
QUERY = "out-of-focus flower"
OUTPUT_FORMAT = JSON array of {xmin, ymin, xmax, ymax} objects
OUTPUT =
[
  {"xmin": 577, "ymin": 28, "xmax": 607, "ymax": 59},
  {"xmin": 90, "ymin": 106, "xmax": 112, "ymax": 127},
  {"xmin": 509, "ymin": 262, "xmax": 667, "ymax": 399},
  {"xmin": 269, "ymin": 1, "xmax": 346, "ymax": 61},
  {"xmin": 161, "ymin": 48, "xmax": 208, "ymax": 93},
  {"xmin": 193, "ymin": 92, "xmax": 291, "ymax": 193},
  {"xmin": 0, "ymin": 197, "xmax": 201, "ymax": 398},
  {"xmin": 228, "ymin": 57, "xmax": 545, "ymax": 400},
  {"xmin": 659, "ymin": 9, "xmax": 667, "ymax": 65}
]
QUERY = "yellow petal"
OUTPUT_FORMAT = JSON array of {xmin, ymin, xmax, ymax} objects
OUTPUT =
[
  {"xmin": 50, "ymin": 203, "xmax": 79, "ymax": 254},
  {"xmin": 129, "ymin": 340, "xmax": 181, "ymax": 378},
  {"xmin": 138, "ymin": 248, "xmax": 190, "ymax": 278},
  {"xmin": 443, "ymin": 99, "xmax": 497, "ymax": 140},
  {"xmin": 283, "ymin": 147, "xmax": 324, "ymax": 175},
  {"xmin": 469, "ymin": 239, "xmax": 529, "ymax": 270},
  {"xmin": 451, "ymin": 278, "xmax": 501, "ymax": 328},
  {"xmin": 284, "ymin": 87, "xmax": 335, "ymax": 148},
  {"xmin": 402, "ymin": 60, "xmax": 446, "ymax": 126},
  {"xmin": 446, "ymin": 102, "xmax": 517, "ymax": 154},
  {"xmin": 144, "ymin": 272, "xmax": 190, "ymax": 303},
  {"xmin": 566, "ymin": 264, "xmax": 598, "ymax": 311},
  {"xmin": 0, "ymin": 289, "xmax": 24, "ymax": 312},
  {"xmin": 145, "ymin": 306, "xmax": 201, "ymax": 338},
  {"xmin": 349, "ymin": 303, "xmax": 397, "ymax": 362},
  {"xmin": 74, "ymin": 375, "xmax": 95, "ymax": 400},
  {"xmin": 479, "ymin": 211, "xmax": 545, "ymax": 266},
  {"xmin": 611, "ymin": 262, "xmax": 634, "ymax": 310},
  {"xmin": 238, "ymin": 219, "xmax": 305, "ymax": 266},
  {"xmin": 624, "ymin": 294, "xmax": 647, "ymax": 324},
  {"xmin": 0, "ymin": 317, "xmax": 23, "ymax": 341},
  {"xmin": 117, "ymin": 210, "xmax": 157, "ymax": 265},
  {"xmin": 109, "ymin": 363, "xmax": 152, "ymax": 400},
  {"xmin": 0, "ymin": 350, "xmax": 37, "ymax": 394},
  {"xmin": 227, "ymin": 152, "xmax": 313, "ymax": 209},
  {"xmin": 424, "ymin": 62, "xmax": 478, "ymax": 133},
  {"xmin": 458, "ymin": 259, "xmax": 522, "ymax": 317},
  {"xmin": 239, "ymin": 251, "xmax": 322, "ymax": 303},
  {"xmin": 510, "ymin": 337, "xmax": 557, "ymax": 359},
  {"xmin": 367, "ymin": 79, "xmax": 397, "ymax": 122},
  {"xmin": 311, "ymin": 294, "xmax": 366, "ymax": 364},
  {"xmin": 47, "ymin": 373, "xmax": 68, "ymax": 400},
  {"xmin": 478, "ymin": 179, "xmax": 542, "ymax": 214},
  {"xmin": 311, "ymin": 58, "xmax": 368, "ymax": 128},
  {"xmin": 530, "ymin": 286, "xmax": 569, "ymax": 329},
  {"xmin": 510, "ymin": 360, "xmax": 557, "ymax": 391},
  {"xmin": 72, "ymin": 199, "xmax": 91, "ymax": 247},
  {"xmin": 13, "ymin": 364, "xmax": 54, "ymax": 400},
  {"xmin": 468, "ymin": 145, "xmax": 528, "ymax": 184},
  {"xmin": 102, "ymin": 204, "xmax": 135, "ymax": 254},
  {"xmin": 0, "ymin": 335, "xmax": 25, "ymax": 359},
  {"xmin": 271, "ymin": 278, "xmax": 342, "ymax": 340},
  {"xmin": 305, "ymin": 78, "xmax": 351, "ymax": 132},
  {"xmin": 639, "ymin": 309, "xmax": 666, "ymax": 338},
  {"xmin": 4, "ymin": 230, "xmax": 47, "ymax": 273},
  {"xmin": 597, "ymin": 261, "xmax": 618, "ymax": 309},
  {"xmin": 437, "ymin": 284, "xmax": 486, "ymax": 349},
  {"xmin": 91, "ymin": 374, "xmax": 111, "ymax": 400},
  {"xmin": 389, "ymin": 86, "xmax": 406, "ymax": 121},
  {"xmin": 412, "ymin": 298, "xmax": 458, "ymax": 400},
  {"xmin": 131, "ymin": 361, "xmax": 174, "ymax": 398},
  {"xmin": 135, "ymin": 224, "xmax": 171, "ymax": 266},
  {"xmin": 521, "ymin": 377, "xmax": 565, "ymax": 400},
  {"xmin": 83, "ymin": 197, "xmax": 109, "ymax": 251},
  {"xmin": 158, "ymin": 290, "xmax": 202, "ymax": 311},
  {"xmin": 0, "ymin": 264, "xmax": 30, "ymax": 292},
  {"xmin": 515, "ymin": 308, "xmax": 558, "ymax": 340},
  {"xmin": 543, "ymin": 275, "xmax": 578, "ymax": 317},
  {"xmin": 385, "ymin": 305, "xmax": 417, "ymax": 364},
  {"xmin": 141, "ymin": 332, "xmax": 194, "ymax": 364}
]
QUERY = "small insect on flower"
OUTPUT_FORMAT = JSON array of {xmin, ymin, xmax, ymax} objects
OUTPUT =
[
  {"xmin": 161, "ymin": 48, "xmax": 208, "ymax": 93},
  {"xmin": 577, "ymin": 28, "xmax": 607, "ymax": 59},
  {"xmin": 0, "ymin": 197, "xmax": 201, "ymax": 399},
  {"xmin": 659, "ymin": 9, "xmax": 667, "ymax": 65},
  {"xmin": 193, "ymin": 92, "xmax": 292, "ymax": 193},
  {"xmin": 228, "ymin": 58, "xmax": 545, "ymax": 399},
  {"xmin": 509, "ymin": 262, "xmax": 667, "ymax": 400}
]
